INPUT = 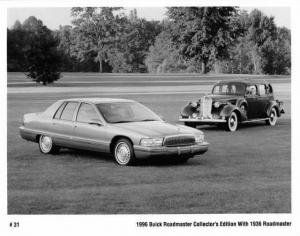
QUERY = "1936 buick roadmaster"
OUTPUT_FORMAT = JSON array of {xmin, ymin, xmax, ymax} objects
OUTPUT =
[
  {"xmin": 20, "ymin": 98, "xmax": 209, "ymax": 165},
  {"xmin": 179, "ymin": 79, "xmax": 284, "ymax": 132}
]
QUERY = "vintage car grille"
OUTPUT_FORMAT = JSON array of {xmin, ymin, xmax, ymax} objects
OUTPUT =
[
  {"xmin": 199, "ymin": 96, "xmax": 212, "ymax": 118},
  {"xmin": 163, "ymin": 135, "xmax": 195, "ymax": 147}
]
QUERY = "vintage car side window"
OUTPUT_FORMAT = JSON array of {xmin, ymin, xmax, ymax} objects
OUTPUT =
[
  {"xmin": 258, "ymin": 84, "xmax": 267, "ymax": 96},
  {"xmin": 60, "ymin": 102, "xmax": 78, "ymax": 121},
  {"xmin": 221, "ymin": 85, "xmax": 228, "ymax": 93},
  {"xmin": 212, "ymin": 85, "xmax": 220, "ymax": 94},
  {"xmin": 230, "ymin": 85, "xmax": 236, "ymax": 94},
  {"xmin": 77, "ymin": 103, "xmax": 99, "ymax": 123},
  {"xmin": 246, "ymin": 85, "xmax": 257, "ymax": 96},
  {"xmin": 53, "ymin": 102, "xmax": 66, "ymax": 119}
]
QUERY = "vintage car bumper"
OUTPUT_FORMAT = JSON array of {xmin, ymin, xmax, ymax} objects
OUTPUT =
[
  {"xmin": 179, "ymin": 117, "xmax": 226, "ymax": 123},
  {"xmin": 133, "ymin": 142, "xmax": 209, "ymax": 159}
]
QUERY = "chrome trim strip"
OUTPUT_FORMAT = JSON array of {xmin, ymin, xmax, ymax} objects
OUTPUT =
[
  {"xmin": 241, "ymin": 118, "xmax": 268, "ymax": 123},
  {"xmin": 19, "ymin": 126, "xmax": 109, "ymax": 145},
  {"xmin": 179, "ymin": 118, "xmax": 226, "ymax": 123}
]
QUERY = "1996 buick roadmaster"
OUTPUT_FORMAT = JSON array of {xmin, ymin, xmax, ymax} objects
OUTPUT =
[
  {"xmin": 20, "ymin": 98, "xmax": 209, "ymax": 165},
  {"xmin": 180, "ymin": 79, "xmax": 284, "ymax": 132}
]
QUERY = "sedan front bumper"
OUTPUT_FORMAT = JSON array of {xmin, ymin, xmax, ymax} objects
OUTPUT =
[{"xmin": 134, "ymin": 142, "xmax": 209, "ymax": 159}]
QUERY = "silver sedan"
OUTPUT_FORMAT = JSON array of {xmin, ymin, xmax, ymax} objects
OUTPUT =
[{"xmin": 20, "ymin": 98, "xmax": 209, "ymax": 165}]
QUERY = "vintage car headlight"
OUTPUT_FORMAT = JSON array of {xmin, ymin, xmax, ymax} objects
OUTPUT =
[
  {"xmin": 140, "ymin": 137, "xmax": 163, "ymax": 147},
  {"xmin": 194, "ymin": 134, "xmax": 204, "ymax": 143},
  {"xmin": 214, "ymin": 101, "xmax": 220, "ymax": 108}
]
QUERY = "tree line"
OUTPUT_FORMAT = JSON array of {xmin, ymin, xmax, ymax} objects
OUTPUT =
[{"xmin": 7, "ymin": 7, "xmax": 291, "ymax": 83}]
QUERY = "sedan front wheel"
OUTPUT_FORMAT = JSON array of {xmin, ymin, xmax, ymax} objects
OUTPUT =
[{"xmin": 114, "ymin": 138, "xmax": 136, "ymax": 166}]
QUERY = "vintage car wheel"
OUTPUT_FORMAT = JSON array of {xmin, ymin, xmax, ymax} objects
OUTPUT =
[
  {"xmin": 226, "ymin": 111, "xmax": 238, "ymax": 132},
  {"xmin": 114, "ymin": 139, "xmax": 136, "ymax": 166},
  {"xmin": 39, "ymin": 135, "xmax": 60, "ymax": 154},
  {"xmin": 266, "ymin": 107, "xmax": 277, "ymax": 126}
]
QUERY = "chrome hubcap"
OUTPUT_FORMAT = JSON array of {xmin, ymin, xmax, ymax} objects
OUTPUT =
[
  {"xmin": 269, "ymin": 109, "xmax": 277, "ymax": 125},
  {"xmin": 229, "ymin": 114, "xmax": 237, "ymax": 130},
  {"xmin": 115, "ymin": 142, "xmax": 131, "ymax": 164},
  {"xmin": 40, "ymin": 136, "xmax": 52, "ymax": 153}
]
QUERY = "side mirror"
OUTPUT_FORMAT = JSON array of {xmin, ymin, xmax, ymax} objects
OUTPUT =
[{"xmin": 88, "ymin": 119, "xmax": 103, "ymax": 126}]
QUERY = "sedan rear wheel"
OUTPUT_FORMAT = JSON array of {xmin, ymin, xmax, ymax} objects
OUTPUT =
[
  {"xmin": 39, "ymin": 135, "xmax": 60, "ymax": 154},
  {"xmin": 266, "ymin": 107, "xmax": 277, "ymax": 126},
  {"xmin": 114, "ymin": 139, "xmax": 135, "ymax": 166},
  {"xmin": 226, "ymin": 111, "xmax": 238, "ymax": 132}
]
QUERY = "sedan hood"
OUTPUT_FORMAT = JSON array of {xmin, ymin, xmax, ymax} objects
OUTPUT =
[{"xmin": 113, "ymin": 121, "xmax": 201, "ymax": 138}]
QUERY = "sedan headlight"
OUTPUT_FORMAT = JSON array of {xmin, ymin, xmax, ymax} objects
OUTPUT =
[
  {"xmin": 194, "ymin": 134, "xmax": 204, "ymax": 143},
  {"xmin": 140, "ymin": 137, "xmax": 163, "ymax": 147}
]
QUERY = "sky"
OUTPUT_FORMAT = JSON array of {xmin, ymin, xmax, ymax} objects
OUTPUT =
[{"xmin": 7, "ymin": 7, "xmax": 291, "ymax": 30}]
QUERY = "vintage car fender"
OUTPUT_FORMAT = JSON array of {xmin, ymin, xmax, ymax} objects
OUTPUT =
[
  {"xmin": 219, "ymin": 104, "xmax": 247, "ymax": 122},
  {"xmin": 180, "ymin": 101, "xmax": 197, "ymax": 117},
  {"xmin": 235, "ymin": 98, "xmax": 248, "ymax": 108},
  {"xmin": 266, "ymin": 101, "xmax": 282, "ymax": 117}
]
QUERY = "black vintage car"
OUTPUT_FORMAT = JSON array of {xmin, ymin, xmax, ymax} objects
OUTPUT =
[{"xmin": 179, "ymin": 79, "xmax": 285, "ymax": 131}]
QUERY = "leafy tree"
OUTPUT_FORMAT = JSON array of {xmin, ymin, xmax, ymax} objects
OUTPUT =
[
  {"xmin": 167, "ymin": 7, "xmax": 240, "ymax": 73},
  {"xmin": 22, "ymin": 16, "xmax": 62, "ymax": 84},
  {"xmin": 226, "ymin": 9, "xmax": 290, "ymax": 75},
  {"xmin": 105, "ymin": 10, "xmax": 161, "ymax": 72},
  {"xmin": 260, "ymin": 27, "xmax": 291, "ymax": 74},
  {"xmin": 7, "ymin": 17, "xmax": 62, "ymax": 84},
  {"xmin": 145, "ymin": 31, "xmax": 187, "ymax": 72},
  {"xmin": 7, "ymin": 21, "xmax": 26, "ymax": 71},
  {"xmin": 70, "ymin": 7, "xmax": 125, "ymax": 72}
]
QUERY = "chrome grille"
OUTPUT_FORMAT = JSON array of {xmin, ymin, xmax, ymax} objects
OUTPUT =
[
  {"xmin": 200, "ymin": 96, "xmax": 212, "ymax": 118},
  {"xmin": 163, "ymin": 135, "xmax": 195, "ymax": 147}
]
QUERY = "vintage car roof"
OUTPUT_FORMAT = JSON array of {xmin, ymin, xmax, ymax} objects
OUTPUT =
[
  {"xmin": 216, "ymin": 78, "xmax": 269, "ymax": 85},
  {"xmin": 60, "ymin": 98, "xmax": 135, "ymax": 104}
]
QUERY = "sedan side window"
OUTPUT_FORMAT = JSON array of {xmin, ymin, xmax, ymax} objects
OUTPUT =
[
  {"xmin": 54, "ymin": 102, "xmax": 66, "ymax": 119},
  {"xmin": 60, "ymin": 102, "xmax": 78, "ymax": 121},
  {"xmin": 77, "ymin": 103, "xmax": 99, "ymax": 123}
]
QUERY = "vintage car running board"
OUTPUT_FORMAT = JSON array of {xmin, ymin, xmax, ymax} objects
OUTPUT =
[
  {"xmin": 241, "ymin": 118, "xmax": 269, "ymax": 123},
  {"xmin": 179, "ymin": 118, "xmax": 226, "ymax": 123},
  {"xmin": 180, "ymin": 117, "xmax": 269, "ymax": 124}
]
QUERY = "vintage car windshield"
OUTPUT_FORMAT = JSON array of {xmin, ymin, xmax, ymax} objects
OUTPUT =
[
  {"xmin": 212, "ymin": 82, "xmax": 246, "ymax": 95},
  {"xmin": 97, "ymin": 102, "xmax": 161, "ymax": 123}
]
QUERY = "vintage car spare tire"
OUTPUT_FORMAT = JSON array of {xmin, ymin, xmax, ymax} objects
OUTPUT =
[
  {"xmin": 114, "ymin": 138, "xmax": 136, "ymax": 166},
  {"xmin": 39, "ymin": 135, "xmax": 60, "ymax": 154},
  {"xmin": 226, "ymin": 111, "xmax": 238, "ymax": 132}
]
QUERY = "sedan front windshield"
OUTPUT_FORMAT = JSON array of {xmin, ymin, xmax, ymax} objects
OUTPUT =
[
  {"xmin": 97, "ymin": 102, "xmax": 161, "ymax": 123},
  {"xmin": 212, "ymin": 82, "xmax": 246, "ymax": 95}
]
